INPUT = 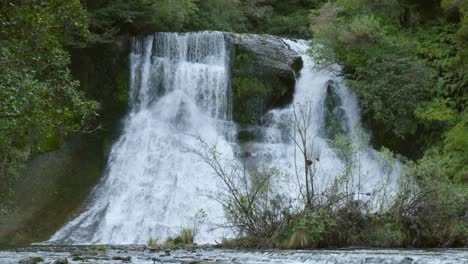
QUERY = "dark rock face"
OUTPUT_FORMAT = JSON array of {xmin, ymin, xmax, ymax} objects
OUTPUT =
[
  {"xmin": 323, "ymin": 80, "xmax": 348, "ymax": 140},
  {"xmin": 70, "ymin": 35, "xmax": 131, "ymax": 124},
  {"xmin": 0, "ymin": 37, "xmax": 129, "ymax": 245},
  {"xmin": 227, "ymin": 33, "xmax": 303, "ymax": 125},
  {"xmin": 0, "ymin": 135, "xmax": 109, "ymax": 245}
]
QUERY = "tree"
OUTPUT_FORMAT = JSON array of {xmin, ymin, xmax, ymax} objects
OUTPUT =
[
  {"xmin": 290, "ymin": 102, "xmax": 320, "ymax": 209},
  {"xmin": 0, "ymin": 0, "xmax": 98, "ymax": 205},
  {"xmin": 84, "ymin": 0, "xmax": 198, "ymax": 43}
]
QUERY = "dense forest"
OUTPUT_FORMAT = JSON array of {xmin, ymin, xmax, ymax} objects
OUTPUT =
[{"xmin": 0, "ymin": 0, "xmax": 466, "ymax": 248}]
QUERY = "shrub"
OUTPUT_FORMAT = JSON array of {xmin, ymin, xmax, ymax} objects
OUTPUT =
[
  {"xmin": 288, "ymin": 210, "xmax": 335, "ymax": 248},
  {"xmin": 179, "ymin": 228, "xmax": 194, "ymax": 245},
  {"xmin": 161, "ymin": 228, "xmax": 195, "ymax": 246},
  {"xmin": 147, "ymin": 236, "xmax": 159, "ymax": 248},
  {"xmin": 394, "ymin": 158, "xmax": 467, "ymax": 247},
  {"xmin": 95, "ymin": 244, "xmax": 107, "ymax": 252}
]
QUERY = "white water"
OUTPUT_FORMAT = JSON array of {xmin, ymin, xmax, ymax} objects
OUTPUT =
[
  {"xmin": 47, "ymin": 33, "xmax": 399, "ymax": 245},
  {"xmin": 47, "ymin": 32, "xmax": 235, "ymax": 244},
  {"xmin": 242, "ymin": 39, "xmax": 399, "ymax": 208},
  {"xmin": 2, "ymin": 247, "xmax": 467, "ymax": 264}
]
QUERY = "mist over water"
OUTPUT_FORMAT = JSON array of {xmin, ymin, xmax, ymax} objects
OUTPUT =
[{"xmin": 47, "ymin": 32, "xmax": 399, "ymax": 245}]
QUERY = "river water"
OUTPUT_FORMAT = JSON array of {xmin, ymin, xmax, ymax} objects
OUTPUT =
[{"xmin": 1, "ymin": 246, "xmax": 466, "ymax": 264}]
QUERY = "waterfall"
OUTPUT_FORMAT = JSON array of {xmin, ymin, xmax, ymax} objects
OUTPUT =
[
  {"xmin": 242, "ymin": 39, "xmax": 399, "ymax": 208},
  {"xmin": 47, "ymin": 33, "xmax": 399, "ymax": 245},
  {"xmin": 47, "ymin": 32, "xmax": 235, "ymax": 244}
]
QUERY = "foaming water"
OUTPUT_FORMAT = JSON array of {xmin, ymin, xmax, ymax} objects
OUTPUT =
[
  {"xmin": 2, "ymin": 247, "xmax": 467, "ymax": 264},
  {"xmin": 47, "ymin": 32, "xmax": 235, "ymax": 244},
  {"xmin": 243, "ymin": 39, "xmax": 400, "ymax": 208}
]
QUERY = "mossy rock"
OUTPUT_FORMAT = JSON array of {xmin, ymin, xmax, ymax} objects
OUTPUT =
[{"xmin": 230, "ymin": 34, "xmax": 303, "ymax": 126}]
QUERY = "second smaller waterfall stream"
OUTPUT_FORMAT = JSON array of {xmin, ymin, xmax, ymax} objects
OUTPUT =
[{"xmin": 242, "ymin": 39, "xmax": 400, "ymax": 208}]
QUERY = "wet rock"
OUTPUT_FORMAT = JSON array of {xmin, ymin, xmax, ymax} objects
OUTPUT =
[
  {"xmin": 18, "ymin": 256, "xmax": 44, "ymax": 264},
  {"xmin": 237, "ymin": 130, "xmax": 257, "ymax": 142},
  {"xmin": 112, "ymin": 256, "xmax": 131, "ymax": 262},
  {"xmin": 399, "ymin": 257, "xmax": 414, "ymax": 264},
  {"xmin": 53, "ymin": 258, "xmax": 68, "ymax": 264},
  {"xmin": 231, "ymin": 33, "xmax": 303, "ymax": 80},
  {"xmin": 364, "ymin": 257, "xmax": 382, "ymax": 263},
  {"xmin": 151, "ymin": 257, "xmax": 161, "ymax": 264},
  {"xmin": 71, "ymin": 256, "xmax": 84, "ymax": 261}
]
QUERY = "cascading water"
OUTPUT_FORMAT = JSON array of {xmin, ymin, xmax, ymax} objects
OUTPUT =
[
  {"xmin": 241, "ymin": 39, "xmax": 399, "ymax": 208},
  {"xmin": 47, "ymin": 32, "xmax": 235, "ymax": 244},
  {"xmin": 47, "ymin": 33, "xmax": 399, "ymax": 245}
]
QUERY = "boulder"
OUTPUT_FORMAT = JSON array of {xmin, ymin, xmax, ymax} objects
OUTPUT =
[{"xmin": 226, "ymin": 33, "xmax": 303, "ymax": 125}]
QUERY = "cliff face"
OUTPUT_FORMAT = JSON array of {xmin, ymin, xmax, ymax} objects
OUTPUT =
[
  {"xmin": 0, "ymin": 38, "xmax": 129, "ymax": 245},
  {"xmin": 0, "ymin": 136, "xmax": 108, "ymax": 244},
  {"xmin": 0, "ymin": 32, "xmax": 303, "ymax": 245}
]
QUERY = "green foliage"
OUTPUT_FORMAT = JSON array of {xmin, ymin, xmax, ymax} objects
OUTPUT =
[
  {"xmin": 87, "ymin": 0, "xmax": 198, "ymax": 43},
  {"xmin": 295, "ymin": 0, "xmax": 468, "ymax": 248},
  {"xmin": 415, "ymin": 99, "xmax": 458, "ymax": 123},
  {"xmin": 414, "ymin": 24, "xmax": 467, "ymax": 112},
  {"xmin": 0, "ymin": 0, "xmax": 98, "ymax": 205},
  {"xmin": 163, "ymin": 228, "xmax": 194, "ymax": 246},
  {"xmin": 395, "ymin": 158, "xmax": 467, "ymax": 246},
  {"xmin": 441, "ymin": 0, "xmax": 468, "ymax": 69},
  {"xmin": 288, "ymin": 210, "xmax": 335, "ymax": 248},
  {"xmin": 187, "ymin": 0, "xmax": 247, "ymax": 32},
  {"xmin": 147, "ymin": 236, "xmax": 159, "ymax": 248},
  {"xmin": 85, "ymin": 0, "xmax": 318, "ymax": 39},
  {"xmin": 241, "ymin": 0, "xmax": 320, "ymax": 37},
  {"xmin": 311, "ymin": 0, "xmax": 467, "ymax": 160},
  {"xmin": 95, "ymin": 244, "xmax": 107, "ymax": 252},
  {"xmin": 363, "ymin": 217, "xmax": 403, "ymax": 247},
  {"xmin": 349, "ymin": 55, "xmax": 429, "ymax": 139},
  {"xmin": 441, "ymin": 113, "xmax": 468, "ymax": 182},
  {"xmin": 311, "ymin": 3, "xmax": 430, "ymax": 142},
  {"xmin": 266, "ymin": 9, "xmax": 312, "ymax": 37},
  {"xmin": 179, "ymin": 228, "xmax": 194, "ymax": 244}
]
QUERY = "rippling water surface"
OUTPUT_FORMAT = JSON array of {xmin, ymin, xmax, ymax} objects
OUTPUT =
[{"xmin": 1, "ymin": 246, "xmax": 466, "ymax": 264}]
